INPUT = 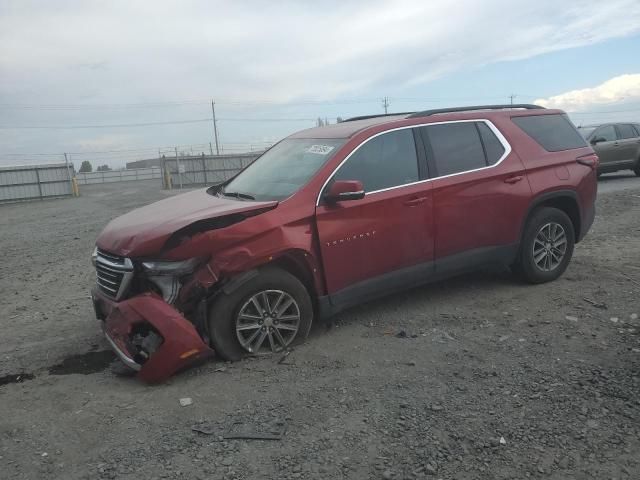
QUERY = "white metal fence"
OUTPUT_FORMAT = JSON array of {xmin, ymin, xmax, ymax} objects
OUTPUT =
[
  {"xmin": 76, "ymin": 167, "xmax": 162, "ymax": 185},
  {"xmin": 161, "ymin": 153, "xmax": 260, "ymax": 188},
  {"xmin": 0, "ymin": 163, "xmax": 74, "ymax": 203}
]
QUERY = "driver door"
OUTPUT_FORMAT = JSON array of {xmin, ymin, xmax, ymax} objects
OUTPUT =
[
  {"xmin": 315, "ymin": 128, "xmax": 434, "ymax": 304},
  {"xmin": 591, "ymin": 125, "xmax": 620, "ymax": 167}
]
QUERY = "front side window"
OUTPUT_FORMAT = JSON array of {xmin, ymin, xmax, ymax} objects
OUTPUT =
[
  {"xmin": 333, "ymin": 129, "xmax": 419, "ymax": 192},
  {"xmin": 594, "ymin": 125, "xmax": 617, "ymax": 142},
  {"xmin": 577, "ymin": 126, "xmax": 597, "ymax": 139},
  {"xmin": 617, "ymin": 124, "xmax": 638, "ymax": 139},
  {"xmin": 423, "ymin": 122, "xmax": 487, "ymax": 176},
  {"xmin": 220, "ymin": 138, "xmax": 344, "ymax": 201}
]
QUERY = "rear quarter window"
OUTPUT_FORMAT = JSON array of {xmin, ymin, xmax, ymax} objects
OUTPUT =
[
  {"xmin": 617, "ymin": 124, "xmax": 638, "ymax": 139},
  {"xmin": 512, "ymin": 114, "xmax": 587, "ymax": 152}
]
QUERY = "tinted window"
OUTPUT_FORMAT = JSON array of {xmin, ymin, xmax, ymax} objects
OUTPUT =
[
  {"xmin": 477, "ymin": 122, "xmax": 505, "ymax": 165},
  {"xmin": 424, "ymin": 122, "xmax": 486, "ymax": 176},
  {"xmin": 594, "ymin": 125, "xmax": 617, "ymax": 142},
  {"xmin": 333, "ymin": 129, "xmax": 419, "ymax": 192},
  {"xmin": 617, "ymin": 124, "xmax": 638, "ymax": 139},
  {"xmin": 512, "ymin": 114, "xmax": 587, "ymax": 151}
]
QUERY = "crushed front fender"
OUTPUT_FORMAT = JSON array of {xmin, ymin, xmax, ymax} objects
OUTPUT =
[{"xmin": 104, "ymin": 293, "xmax": 213, "ymax": 384}]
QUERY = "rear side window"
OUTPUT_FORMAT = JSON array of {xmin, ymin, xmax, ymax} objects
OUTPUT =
[
  {"xmin": 334, "ymin": 129, "xmax": 419, "ymax": 192},
  {"xmin": 594, "ymin": 125, "xmax": 617, "ymax": 142},
  {"xmin": 617, "ymin": 124, "xmax": 638, "ymax": 139},
  {"xmin": 423, "ymin": 122, "xmax": 487, "ymax": 176},
  {"xmin": 477, "ymin": 122, "xmax": 505, "ymax": 165},
  {"xmin": 512, "ymin": 114, "xmax": 587, "ymax": 151}
]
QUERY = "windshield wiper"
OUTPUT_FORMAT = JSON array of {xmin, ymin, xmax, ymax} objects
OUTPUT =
[{"xmin": 221, "ymin": 190, "xmax": 255, "ymax": 201}]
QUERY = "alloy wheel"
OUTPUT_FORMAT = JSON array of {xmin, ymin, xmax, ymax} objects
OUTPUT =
[
  {"xmin": 532, "ymin": 222, "xmax": 567, "ymax": 272},
  {"xmin": 235, "ymin": 289, "xmax": 301, "ymax": 353}
]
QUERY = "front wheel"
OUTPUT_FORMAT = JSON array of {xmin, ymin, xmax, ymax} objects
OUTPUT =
[
  {"xmin": 208, "ymin": 267, "xmax": 313, "ymax": 361},
  {"xmin": 633, "ymin": 162, "xmax": 640, "ymax": 177},
  {"xmin": 514, "ymin": 207, "xmax": 575, "ymax": 284}
]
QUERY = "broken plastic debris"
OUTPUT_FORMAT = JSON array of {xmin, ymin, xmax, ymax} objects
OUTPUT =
[
  {"xmin": 179, "ymin": 397, "xmax": 193, "ymax": 407},
  {"xmin": 500, "ymin": 437, "xmax": 506, "ymax": 445},
  {"xmin": 565, "ymin": 315, "xmax": 578, "ymax": 322}
]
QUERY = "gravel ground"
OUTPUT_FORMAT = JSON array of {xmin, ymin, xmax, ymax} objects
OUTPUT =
[{"xmin": 1, "ymin": 177, "xmax": 639, "ymax": 480}]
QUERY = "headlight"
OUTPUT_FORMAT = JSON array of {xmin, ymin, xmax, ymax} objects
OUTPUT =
[
  {"xmin": 141, "ymin": 257, "xmax": 205, "ymax": 276},
  {"xmin": 91, "ymin": 246, "xmax": 98, "ymax": 267}
]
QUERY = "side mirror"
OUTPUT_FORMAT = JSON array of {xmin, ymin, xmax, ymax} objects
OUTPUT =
[
  {"xmin": 324, "ymin": 180, "xmax": 365, "ymax": 203},
  {"xmin": 591, "ymin": 136, "xmax": 607, "ymax": 145}
]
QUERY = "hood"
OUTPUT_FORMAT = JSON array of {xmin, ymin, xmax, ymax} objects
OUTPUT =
[{"xmin": 96, "ymin": 188, "xmax": 277, "ymax": 257}]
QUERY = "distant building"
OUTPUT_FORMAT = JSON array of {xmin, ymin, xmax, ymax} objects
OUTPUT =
[{"xmin": 126, "ymin": 158, "xmax": 163, "ymax": 169}]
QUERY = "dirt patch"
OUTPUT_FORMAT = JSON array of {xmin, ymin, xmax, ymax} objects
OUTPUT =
[
  {"xmin": 48, "ymin": 350, "xmax": 115, "ymax": 375},
  {"xmin": 0, "ymin": 372, "xmax": 35, "ymax": 386},
  {"xmin": 0, "ymin": 180, "xmax": 639, "ymax": 480}
]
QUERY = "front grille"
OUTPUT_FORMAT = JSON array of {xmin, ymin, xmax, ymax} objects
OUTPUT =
[{"xmin": 95, "ymin": 249, "xmax": 134, "ymax": 300}]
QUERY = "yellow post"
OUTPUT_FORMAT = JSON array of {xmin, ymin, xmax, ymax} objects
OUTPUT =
[{"xmin": 71, "ymin": 176, "xmax": 80, "ymax": 197}]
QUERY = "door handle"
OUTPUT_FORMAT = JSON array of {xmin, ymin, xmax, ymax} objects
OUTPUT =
[
  {"xmin": 403, "ymin": 196, "xmax": 427, "ymax": 206},
  {"xmin": 504, "ymin": 175, "xmax": 524, "ymax": 184}
]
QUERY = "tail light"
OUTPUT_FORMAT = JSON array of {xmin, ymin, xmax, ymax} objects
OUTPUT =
[{"xmin": 576, "ymin": 153, "xmax": 599, "ymax": 169}]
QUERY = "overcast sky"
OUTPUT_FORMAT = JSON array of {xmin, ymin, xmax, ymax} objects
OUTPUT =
[{"xmin": 1, "ymin": 0, "xmax": 640, "ymax": 168}]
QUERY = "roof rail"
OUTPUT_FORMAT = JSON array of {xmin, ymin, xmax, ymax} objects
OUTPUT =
[
  {"xmin": 343, "ymin": 112, "xmax": 415, "ymax": 122},
  {"xmin": 407, "ymin": 104, "xmax": 544, "ymax": 118}
]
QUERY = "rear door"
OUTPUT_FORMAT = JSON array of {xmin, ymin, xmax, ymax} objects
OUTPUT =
[
  {"xmin": 615, "ymin": 124, "xmax": 640, "ymax": 165},
  {"xmin": 418, "ymin": 120, "xmax": 531, "ymax": 271},
  {"xmin": 591, "ymin": 125, "xmax": 620, "ymax": 166},
  {"xmin": 315, "ymin": 128, "xmax": 434, "ymax": 300}
]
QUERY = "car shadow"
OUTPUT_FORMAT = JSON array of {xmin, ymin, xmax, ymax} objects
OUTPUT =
[
  {"xmin": 309, "ymin": 267, "xmax": 523, "ymax": 338},
  {"xmin": 598, "ymin": 172, "xmax": 636, "ymax": 182}
]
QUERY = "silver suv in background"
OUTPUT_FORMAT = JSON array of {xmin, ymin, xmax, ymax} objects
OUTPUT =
[{"xmin": 578, "ymin": 123, "xmax": 640, "ymax": 177}]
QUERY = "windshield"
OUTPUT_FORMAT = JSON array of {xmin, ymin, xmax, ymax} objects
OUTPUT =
[
  {"xmin": 577, "ymin": 126, "xmax": 597, "ymax": 139},
  {"xmin": 219, "ymin": 138, "xmax": 344, "ymax": 201}
]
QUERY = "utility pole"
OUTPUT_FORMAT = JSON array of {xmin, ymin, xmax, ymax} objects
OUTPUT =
[
  {"xmin": 211, "ymin": 100, "xmax": 220, "ymax": 155},
  {"xmin": 382, "ymin": 96, "xmax": 389, "ymax": 114},
  {"xmin": 209, "ymin": 142, "xmax": 214, "ymax": 155},
  {"xmin": 509, "ymin": 94, "xmax": 516, "ymax": 106}
]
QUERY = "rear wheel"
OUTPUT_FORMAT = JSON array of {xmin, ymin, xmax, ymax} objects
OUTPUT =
[
  {"xmin": 514, "ymin": 207, "xmax": 575, "ymax": 284},
  {"xmin": 208, "ymin": 267, "xmax": 313, "ymax": 361}
]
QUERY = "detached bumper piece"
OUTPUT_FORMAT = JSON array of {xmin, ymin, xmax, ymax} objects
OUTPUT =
[{"xmin": 103, "ymin": 293, "xmax": 213, "ymax": 383}]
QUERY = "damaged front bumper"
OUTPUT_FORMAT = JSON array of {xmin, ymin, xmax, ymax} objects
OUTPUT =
[{"xmin": 92, "ymin": 289, "xmax": 213, "ymax": 383}]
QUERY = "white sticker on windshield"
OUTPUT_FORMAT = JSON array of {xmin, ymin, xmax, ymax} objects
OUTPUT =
[{"xmin": 306, "ymin": 145, "xmax": 335, "ymax": 155}]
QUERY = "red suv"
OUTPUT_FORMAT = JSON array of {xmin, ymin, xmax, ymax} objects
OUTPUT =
[{"xmin": 91, "ymin": 104, "xmax": 598, "ymax": 382}]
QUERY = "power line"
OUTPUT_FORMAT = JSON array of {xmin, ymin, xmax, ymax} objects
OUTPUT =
[
  {"xmin": 0, "ymin": 98, "xmax": 381, "ymax": 109},
  {"xmin": 0, "ymin": 94, "xmax": 552, "ymax": 110},
  {"xmin": 0, "ymin": 117, "xmax": 323, "ymax": 129}
]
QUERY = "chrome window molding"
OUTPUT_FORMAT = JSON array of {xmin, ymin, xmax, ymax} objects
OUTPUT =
[{"xmin": 315, "ymin": 119, "xmax": 512, "ymax": 205}]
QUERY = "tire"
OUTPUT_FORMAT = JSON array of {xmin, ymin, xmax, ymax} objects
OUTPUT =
[
  {"xmin": 633, "ymin": 161, "xmax": 640, "ymax": 177},
  {"xmin": 515, "ymin": 207, "xmax": 575, "ymax": 284},
  {"xmin": 208, "ymin": 267, "xmax": 313, "ymax": 361}
]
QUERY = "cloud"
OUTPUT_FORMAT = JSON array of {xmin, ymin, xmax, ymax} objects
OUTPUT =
[
  {"xmin": 536, "ymin": 74, "xmax": 640, "ymax": 111},
  {"xmin": 2, "ymin": 0, "xmax": 640, "ymax": 104},
  {"xmin": 1, "ymin": 0, "xmax": 640, "ymax": 162}
]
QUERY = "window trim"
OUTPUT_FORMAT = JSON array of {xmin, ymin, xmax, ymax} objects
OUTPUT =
[{"xmin": 316, "ymin": 119, "xmax": 511, "ymax": 206}]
